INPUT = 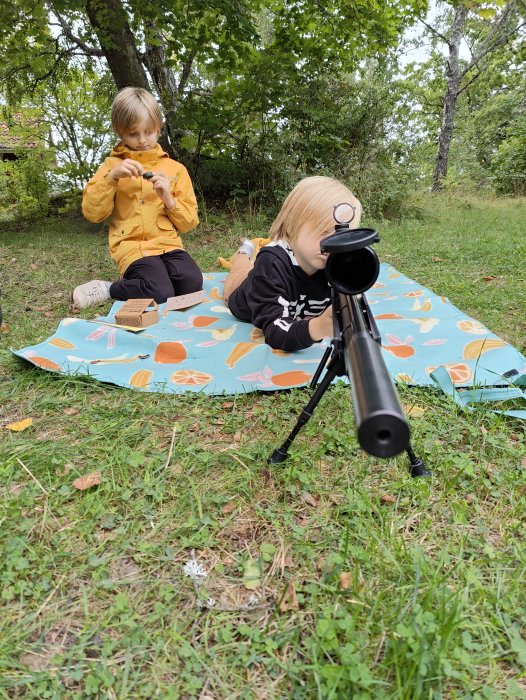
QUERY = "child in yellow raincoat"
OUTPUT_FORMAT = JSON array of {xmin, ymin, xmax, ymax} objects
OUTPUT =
[{"xmin": 73, "ymin": 87, "xmax": 202, "ymax": 309}]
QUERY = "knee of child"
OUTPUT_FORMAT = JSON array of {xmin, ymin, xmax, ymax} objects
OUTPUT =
[
  {"xmin": 146, "ymin": 280, "xmax": 174, "ymax": 304},
  {"xmin": 174, "ymin": 268, "xmax": 203, "ymax": 295}
]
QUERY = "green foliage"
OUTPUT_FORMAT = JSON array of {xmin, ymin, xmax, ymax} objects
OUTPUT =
[
  {"xmin": 188, "ymin": 60, "xmax": 420, "ymax": 217},
  {"xmin": 491, "ymin": 116, "xmax": 526, "ymax": 196},
  {"xmin": 43, "ymin": 68, "xmax": 115, "ymax": 188},
  {"xmin": 0, "ymin": 149, "xmax": 52, "ymax": 221},
  {"xmin": 0, "ymin": 0, "xmax": 429, "ymax": 212},
  {"xmin": 400, "ymin": 2, "xmax": 526, "ymax": 195}
]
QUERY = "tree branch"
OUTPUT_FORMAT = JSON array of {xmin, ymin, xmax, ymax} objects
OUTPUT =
[
  {"xmin": 463, "ymin": 1, "xmax": 520, "ymax": 75},
  {"xmin": 54, "ymin": 13, "xmax": 103, "ymax": 57},
  {"xmin": 178, "ymin": 51, "xmax": 197, "ymax": 95},
  {"xmin": 419, "ymin": 18, "xmax": 449, "ymax": 45}
]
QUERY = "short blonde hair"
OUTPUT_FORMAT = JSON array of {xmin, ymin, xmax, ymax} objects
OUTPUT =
[
  {"xmin": 269, "ymin": 176, "xmax": 362, "ymax": 244},
  {"xmin": 111, "ymin": 87, "xmax": 163, "ymax": 136}
]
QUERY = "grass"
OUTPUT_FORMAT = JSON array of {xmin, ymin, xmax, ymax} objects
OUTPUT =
[{"xmin": 0, "ymin": 195, "xmax": 525, "ymax": 699}]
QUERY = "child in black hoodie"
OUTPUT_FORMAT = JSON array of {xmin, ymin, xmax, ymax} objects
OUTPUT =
[{"xmin": 224, "ymin": 176, "xmax": 362, "ymax": 351}]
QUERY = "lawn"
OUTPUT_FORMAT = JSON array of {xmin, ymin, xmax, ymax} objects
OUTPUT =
[{"xmin": 1, "ymin": 194, "xmax": 525, "ymax": 699}]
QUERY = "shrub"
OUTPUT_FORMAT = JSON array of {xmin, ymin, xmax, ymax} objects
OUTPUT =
[{"xmin": 0, "ymin": 148, "xmax": 52, "ymax": 221}]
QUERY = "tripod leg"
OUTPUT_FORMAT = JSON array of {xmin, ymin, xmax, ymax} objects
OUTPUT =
[
  {"xmin": 406, "ymin": 444, "xmax": 431, "ymax": 477},
  {"xmin": 268, "ymin": 354, "xmax": 345, "ymax": 464}
]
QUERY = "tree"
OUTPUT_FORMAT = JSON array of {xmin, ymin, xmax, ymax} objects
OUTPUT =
[
  {"xmin": 417, "ymin": 0, "xmax": 525, "ymax": 191},
  {"xmin": 0, "ymin": 0, "xmax": 430, "ymax": 211}
]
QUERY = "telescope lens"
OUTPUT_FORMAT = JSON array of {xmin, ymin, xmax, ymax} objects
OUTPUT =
[{"xmin": 325, "ymin": 247, "xmax": 380, "ymax": 295}]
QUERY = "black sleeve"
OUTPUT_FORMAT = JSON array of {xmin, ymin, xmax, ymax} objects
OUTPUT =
[{"xmin": 245, "ymin": 254, "xmax": 314, "ymax": 352}]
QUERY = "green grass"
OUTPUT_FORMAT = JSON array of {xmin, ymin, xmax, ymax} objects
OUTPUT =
[{"xmin": 1, "ymin": 195, "xmax": 525, "ymax": 699}]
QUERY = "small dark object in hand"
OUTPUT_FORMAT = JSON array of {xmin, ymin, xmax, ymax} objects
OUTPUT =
[{"xmin": 143, "ymin": 171, "xmax": 154, "ymax": 180}]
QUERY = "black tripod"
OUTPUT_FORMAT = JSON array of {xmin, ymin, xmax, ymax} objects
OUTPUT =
[{"xmin": 268, "ymin": 223, "xmax": 429, "ymax": 478}]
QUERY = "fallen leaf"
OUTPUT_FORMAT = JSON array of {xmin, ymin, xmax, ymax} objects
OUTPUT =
[
  {"xmin": 521, "ymin": 457, "xmax": 526, "ymax": 469},
  {"xmin": 0, "ymin": 323, "xmax": 8, "ymax": 333},
  {"xmin": 222, "ymin": 499, "xmax": 237, "ymax": 514},
  {"xmin": 110, "ymin": 557, "xmax": 140, "ymax": 582},
  {"xmin": 20, "ymin": 649, "xmax": 59, "ymax": 672},
  {"xmin": 30, "ymin": 263, "xmax": 39, "ymax": 270},
  {"xmin": 73, "ymin": 471, "xmax": 101, "ymax": 491},
  {"xmin": 301, "ymin": 491, "xmax": 318, "ymax": 507},
  {"xmin": 222, "ymin": 401, "xmax": 234, "ymax": 409},
  {"xmin": 6, "ymin": 418, "xmax": 33, "ymax": 432},
  {"xmin": 329, "ymin": 493, "xmax": 345, "ymax": 505},
  {"xmin": 279, "ymin": 581, "xmax": 299, "ymax": 611},
  {"xmin": 482, "ymin": 275, "xmax": 496, "ymax": 281},
  {"xmin": 63, "ymin": 407, "xmax": 80, "ymax": 416},
  {"xmin": 405, "ymin": 405, "xmax": 425, "ymax": 417},
  {"xmin": 56, "ymin": 464, "xmax": 72, "ymax": 477},
  {"xmin": 339, "ymin": 572, "xmax": 353, "ymax": 590},
  {"xmin": 380, "ymin": 493, "xmax": 396, "ymax": 504},
  {"xmin": 432, "ymin": 257, "xmax": 448, "ymax": 262},
  {"xmin": 243, "ymin": 558, "xmax": 263, "ymax": 590}
]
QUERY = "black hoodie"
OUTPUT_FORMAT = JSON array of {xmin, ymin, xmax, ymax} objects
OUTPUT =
[{"xmin": 227, "ymin": 242, "xmax": 330, "ymax": 351}]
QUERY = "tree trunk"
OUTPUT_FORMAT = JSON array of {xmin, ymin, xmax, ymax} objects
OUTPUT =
[
  {"xmin": 143, "ymin": 25, "xmax": 196, "ymax": 161},
  {"xmin": 85, "ymin": 0, "xmax": 150, "ymax": 91},
  {"xmin": 431, "ymin": 5, "xmax": 468, "ymax": 192},
  {"xmin": 143, "ymin": 27, "xmax": 180, "ymax": 158}
]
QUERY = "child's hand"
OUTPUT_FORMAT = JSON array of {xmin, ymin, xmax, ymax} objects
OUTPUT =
[
  {"xmin": 108, "ymin": 159, "xmax": 144, "ymax": 180},
  {"xmin": 150, "ymin": 172, "xmax": 176, "ymax": 210},
  {"xmin": 308, "ymin": 305, "xmax": 334, "ymax": 342}
]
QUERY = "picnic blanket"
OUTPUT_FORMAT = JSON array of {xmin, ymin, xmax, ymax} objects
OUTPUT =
[{"xmin": 12, "ymin": 266, "xmax": 526, "ymax": 410}]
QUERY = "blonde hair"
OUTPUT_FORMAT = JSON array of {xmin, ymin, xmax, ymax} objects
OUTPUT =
[
  {"xmin": 269, "ymin": 176, "xmax": 362, "ymax": 244},
  {"xmin": 111, "ymin": 87, "xmax": 163, "ymax": 136}
]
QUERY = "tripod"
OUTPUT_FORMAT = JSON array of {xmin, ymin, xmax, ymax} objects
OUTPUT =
[{"xmin": 268, "ymin": 285, "xmax": 430, "ymax": 478}]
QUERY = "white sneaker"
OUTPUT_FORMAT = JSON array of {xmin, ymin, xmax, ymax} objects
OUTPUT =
[
  {"xmin": 72, "ymin": 280, "xmax": 112, "ymax": 309},
  {"xmin": 237, "ymin": 239, "xmax": 256, "ymax": 260}
]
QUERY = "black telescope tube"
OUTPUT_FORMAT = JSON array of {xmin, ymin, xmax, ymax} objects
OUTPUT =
[
  {"xmin": 325, "ymin": 247, "xmax": 380, "ymax": 296},
  {"xmin": 338, "ymin": 293, "xmax": 410, "ymax": 458}
]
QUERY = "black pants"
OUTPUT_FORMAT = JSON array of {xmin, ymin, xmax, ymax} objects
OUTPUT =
[{"xmin": 110, "ymin": 250, "xmax": 203, "ymax": 303}]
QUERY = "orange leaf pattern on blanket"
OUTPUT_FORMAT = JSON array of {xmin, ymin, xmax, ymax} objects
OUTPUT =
[
  {"xmin": 154, "ymin": 342, "xmax": 187, "ymax": 364},
  {"xmin": 129, "ymin": 369, "xmax": 153, "ymax": 388},
  {"xmin": 171, "ymin": 369, "xmax": 212, "ymax": 385},
  {"xmin": 426, "ymin": 363, "xmax": 472, "ymax": 384}
]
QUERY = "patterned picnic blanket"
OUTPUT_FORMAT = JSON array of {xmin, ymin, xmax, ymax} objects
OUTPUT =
[{"xmin": 12, "ymin": 265, "xmax": 526, "ymax": 396}]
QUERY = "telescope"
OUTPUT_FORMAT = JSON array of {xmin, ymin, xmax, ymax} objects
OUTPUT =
[{"xmin": 268, "ymin": 204, "xmax": 429, "ymax": 477}]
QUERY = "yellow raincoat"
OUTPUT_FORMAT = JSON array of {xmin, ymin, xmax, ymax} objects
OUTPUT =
[{"xmin": 82, "ymin": 143, "xmax": 199, "ymax": 275}]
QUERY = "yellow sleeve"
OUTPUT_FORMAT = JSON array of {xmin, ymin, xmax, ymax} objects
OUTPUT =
[
  {"xmin": 165, "ymin": 166, "xmax": 199, "ymax": 233},
  {"xmin": 82, "ymin": 159, "xmax": 118, "ymax": 223}
]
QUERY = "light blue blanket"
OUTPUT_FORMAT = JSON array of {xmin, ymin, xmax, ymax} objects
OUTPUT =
[{"xmin": 12, "ymin": 266, "xmax": 526, "ymax": 397}]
